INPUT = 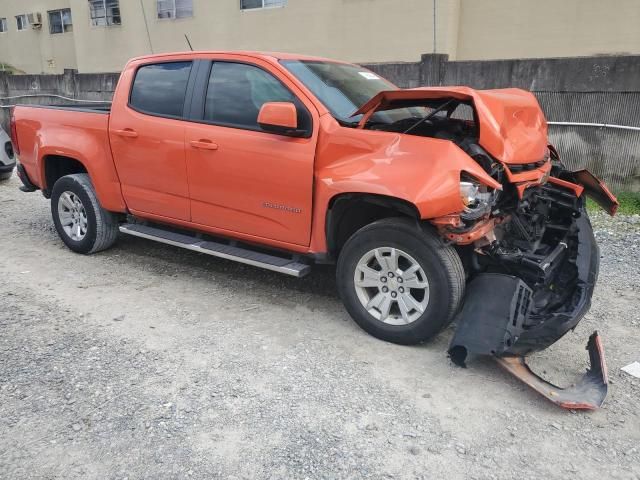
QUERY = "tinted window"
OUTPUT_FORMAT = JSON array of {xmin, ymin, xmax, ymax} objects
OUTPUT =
[
  {"xmin": 130, "ymin": 62, "xmax": 192, "ymax": 117},
  {"xmin": 204, "ymin": 62, "xmax": 296, "ymax": 130}
]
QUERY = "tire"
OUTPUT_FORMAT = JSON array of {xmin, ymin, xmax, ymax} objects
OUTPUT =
[
  {"xmin": 0, "ymin": 171, "xmax": 12, "ymax": 181},
  {"xmin": 336, "ymin": 217, "xmax": 465, "ymax": 345},
  {"xmin": 51, "ymin": 173, "xmax": 119, "ymax": 254}
]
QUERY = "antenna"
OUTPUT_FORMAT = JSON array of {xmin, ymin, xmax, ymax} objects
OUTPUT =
[{"xmin": 185, "ymin": 34, "xmax": 194, "ymax": 51}]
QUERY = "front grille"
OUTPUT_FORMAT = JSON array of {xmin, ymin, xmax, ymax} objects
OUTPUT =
[
  {"xmin": 508, "ymin": 159, "xmax": 547, "ymax": 173},
  {"xmin": 4, "ymin": 141, "xmax": 14, "ymax": 160}
]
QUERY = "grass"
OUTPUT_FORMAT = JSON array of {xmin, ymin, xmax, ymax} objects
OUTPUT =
[
  {"xmin": 587, "ymin": 191, "xmax": 640, "ymax": 215},
  {"xmin": 0, "ymin": 63, "xmax": 24, "ymax": 74}
]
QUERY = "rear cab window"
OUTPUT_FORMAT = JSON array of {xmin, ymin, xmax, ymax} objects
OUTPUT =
[{"xmin": 129, "ymin": 61, "xmax": 192, "ymax": 118}]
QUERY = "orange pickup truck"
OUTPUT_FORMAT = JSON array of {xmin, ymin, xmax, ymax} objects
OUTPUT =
[{"xmin": 12, "ymin": 51, "xmax": 619, "ymax": 408}]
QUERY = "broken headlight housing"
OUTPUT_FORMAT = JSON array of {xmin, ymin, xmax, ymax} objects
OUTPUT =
[{"xmin": 459, "ymin": 173, "xmax": 497, "ymax": 221}]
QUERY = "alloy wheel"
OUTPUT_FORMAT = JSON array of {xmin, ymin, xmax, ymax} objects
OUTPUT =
[
  {"xmin": 353, "ymin": 247, "xmax": 430, "ymax": 325},
  {"xmin": 57, "ymin": 191, "xmax": 88, "ymax": 241}
]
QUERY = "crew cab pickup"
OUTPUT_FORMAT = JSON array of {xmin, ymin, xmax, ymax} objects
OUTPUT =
[{"xmin": 12, "ymin": 51, "xmax": 619, "ymax": 408}]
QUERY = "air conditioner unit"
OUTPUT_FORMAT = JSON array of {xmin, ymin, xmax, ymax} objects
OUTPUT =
[{"xmin": 28, "ymin": 12, "xmax": 42, "ymax": 28}]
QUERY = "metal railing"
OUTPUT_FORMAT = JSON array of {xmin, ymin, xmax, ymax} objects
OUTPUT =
[
  {"xmin": 548, "ymin": 121, "xmax": 640, "ymax": 132},
  {"xmin": 0, "ymin": 93, "xmax": 111, "ymax": 108}
]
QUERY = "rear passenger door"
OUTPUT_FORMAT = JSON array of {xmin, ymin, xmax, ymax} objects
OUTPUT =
[
  {"xmin": 109, "ymin": 61, "xmax": 194, "ymax": 221},
  {"xmin": 184, "ymin": 60, "xmax": 317, "ymax": 246}
]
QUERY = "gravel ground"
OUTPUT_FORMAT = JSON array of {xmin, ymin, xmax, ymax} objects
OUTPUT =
[{"xmin": 1, "ymin": 175, "xmax": 639, "ymax": 480}]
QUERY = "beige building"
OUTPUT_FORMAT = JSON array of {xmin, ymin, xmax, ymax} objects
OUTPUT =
[
  {"xmin": 0, "ymin": 0, "xmax": 77, "ymax": 73},
  {"xmin": 0, "ymin": 0, "xmax": 639, "ymax": 74}
]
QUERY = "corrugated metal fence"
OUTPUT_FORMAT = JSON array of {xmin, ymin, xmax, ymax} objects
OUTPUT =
[{"xmin": 536, "ymin": 92, "xmax": 640, "ymax": 191}]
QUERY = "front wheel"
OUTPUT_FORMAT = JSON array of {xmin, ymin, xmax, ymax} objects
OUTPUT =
[
  {"xmin": 51, "ymin": 173, "xmax": 119, "ymax": 254},
  {"xmin": 336, "ymin": 218, "xmax": 465, "ymax": 345}
]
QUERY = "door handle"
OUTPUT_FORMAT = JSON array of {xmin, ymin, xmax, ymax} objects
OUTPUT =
[
  {"xmin": 190, "ymin": 140, "xmax": 219, "ymax": 151},
  {"xmin": 114, "ymin": 129, "xmax": 139, "ymax": 138}
]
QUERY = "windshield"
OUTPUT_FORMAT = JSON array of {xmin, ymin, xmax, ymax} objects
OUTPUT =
[{"xmin": 280, "ymin": 60, "xmax": 424, "ymax": 125}]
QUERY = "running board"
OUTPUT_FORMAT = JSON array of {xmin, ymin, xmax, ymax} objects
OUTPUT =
[{"xmin": 119, "ymin": 223, "xmax": 311, "ymax": 278}]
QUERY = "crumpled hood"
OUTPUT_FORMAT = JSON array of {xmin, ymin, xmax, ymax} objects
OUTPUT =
[{"xmin": 352, "ymin": 86, "xmax": 549, "ymax": 165}]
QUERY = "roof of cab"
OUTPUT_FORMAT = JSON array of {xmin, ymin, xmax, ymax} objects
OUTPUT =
[{"xmin": 129, "ymin": 50, "xmax": 349, "ymax": 64}]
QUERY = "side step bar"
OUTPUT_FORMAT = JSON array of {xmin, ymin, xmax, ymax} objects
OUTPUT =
[{"xmin": 119, "ymin": 223, "xmax": 311, "ymax": 278}]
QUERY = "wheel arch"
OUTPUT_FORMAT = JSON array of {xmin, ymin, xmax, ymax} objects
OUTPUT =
[
  {"xmin": 42, "ymin": 154, "xmax": 88, "ymax": 197},
  {"xmin": 39, "ymin": 151, "xmax": 127, "ymax": 212},
  {"xmin": 326, "ymin": 193, "xmax": 421, "ymax": 259}
]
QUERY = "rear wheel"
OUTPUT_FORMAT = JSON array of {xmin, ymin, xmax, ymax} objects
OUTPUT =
[
  {"xmin": 336, "ymin": 218, "xmax": 465, "ymax": 345},
  {"xmin": 51, "ymin": 173, "xmax": 119, "ymax": 254}
]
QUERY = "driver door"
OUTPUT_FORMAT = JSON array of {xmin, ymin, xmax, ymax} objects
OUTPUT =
[{"xmin": 184, "ymin": 60, "xmax": 317, "ymax": 246}]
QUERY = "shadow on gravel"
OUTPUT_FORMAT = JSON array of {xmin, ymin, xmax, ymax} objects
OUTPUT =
[{"xmin": 114, "ymin": 234, "xmax": 339, "ymax": 298}]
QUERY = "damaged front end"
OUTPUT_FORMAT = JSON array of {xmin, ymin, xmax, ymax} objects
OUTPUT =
[
  {"xmin": 444, "ymin": 162, "xmax": 616, "ymax": 409},
  {"xmin": 355, "ymin": 87, "xmax": 618, "ymax": 409},
  {"xmin": 449, "ymin": 172, "xmax": 600, "ymax": 361}
]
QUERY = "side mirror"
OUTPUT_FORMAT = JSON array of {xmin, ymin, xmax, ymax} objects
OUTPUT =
[{"xmin": 258, "ymin": 102, "xmax": 303, "ymax": 136}]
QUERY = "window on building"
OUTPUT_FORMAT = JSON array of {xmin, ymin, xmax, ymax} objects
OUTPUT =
[
  {"xmin": 16, "ymin": 14, "xmax": 28, "ymax": 31},
  {"xmin": 204, "ymin": 62, "xmax": 296, "ymax": 130},
  {"xmin": 157, "ymin": 0, "xmax": 193, "ymax": 19},
  {"xmin": 240, "ymin": 0, "xmax": 287, "ymax": 10},
  {"xmin": 48, "ymin": 9, "xmax": 73, "ymax": 34},
  {"xmin": 130, "ymin": 62, "xmax": 192, "ymax": 118},
  {"xmin": 0, "ymin": 18, "xmax": 7, "ymax": 33},
  {"xmin": 89, "ymin": 0, "xmax": 121, "ymax": 26}
]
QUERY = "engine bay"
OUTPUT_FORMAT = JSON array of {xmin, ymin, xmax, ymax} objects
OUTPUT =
[{"xmin": 365, "ymin": 99, "xmax": 480, "ymax": 148}]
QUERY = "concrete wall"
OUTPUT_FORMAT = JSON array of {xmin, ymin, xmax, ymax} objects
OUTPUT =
[
  {"xmin": 0, "ymin": 70, "xmax": 118, "ymax": 100},
  {"xmin": 365, "ymin": 54, "xmax": 640, "ymax": 92},
  {"xmin": 0, "ymin": 70, "xmax": 117, "ymax": 130},
  {"xmin": 0, "ymin": 0, "xmax": 77, "ymax": 74}
]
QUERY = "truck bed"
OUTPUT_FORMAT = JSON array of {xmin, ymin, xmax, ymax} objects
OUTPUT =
[{"xmin": 13, "ymin": 102, "xmax": 125, "ymax": 211}]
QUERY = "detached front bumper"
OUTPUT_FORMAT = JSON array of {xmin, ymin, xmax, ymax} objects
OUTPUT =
[
  {"xmin": 448, "ymin": 208, "xmax": 609, "ymax": 409},
  {"xmin": 449, "ymin": 211, "xmax": 598, "ymax": 362}
]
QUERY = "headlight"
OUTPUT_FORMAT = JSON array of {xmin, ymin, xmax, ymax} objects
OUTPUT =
[
  {"xmin": 459, "ymin": 174, "xmax": 497, "ymax": 221},
  {"xmin": 459, "ymin": 181, "xmax": 480, "ymax": 208}
]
